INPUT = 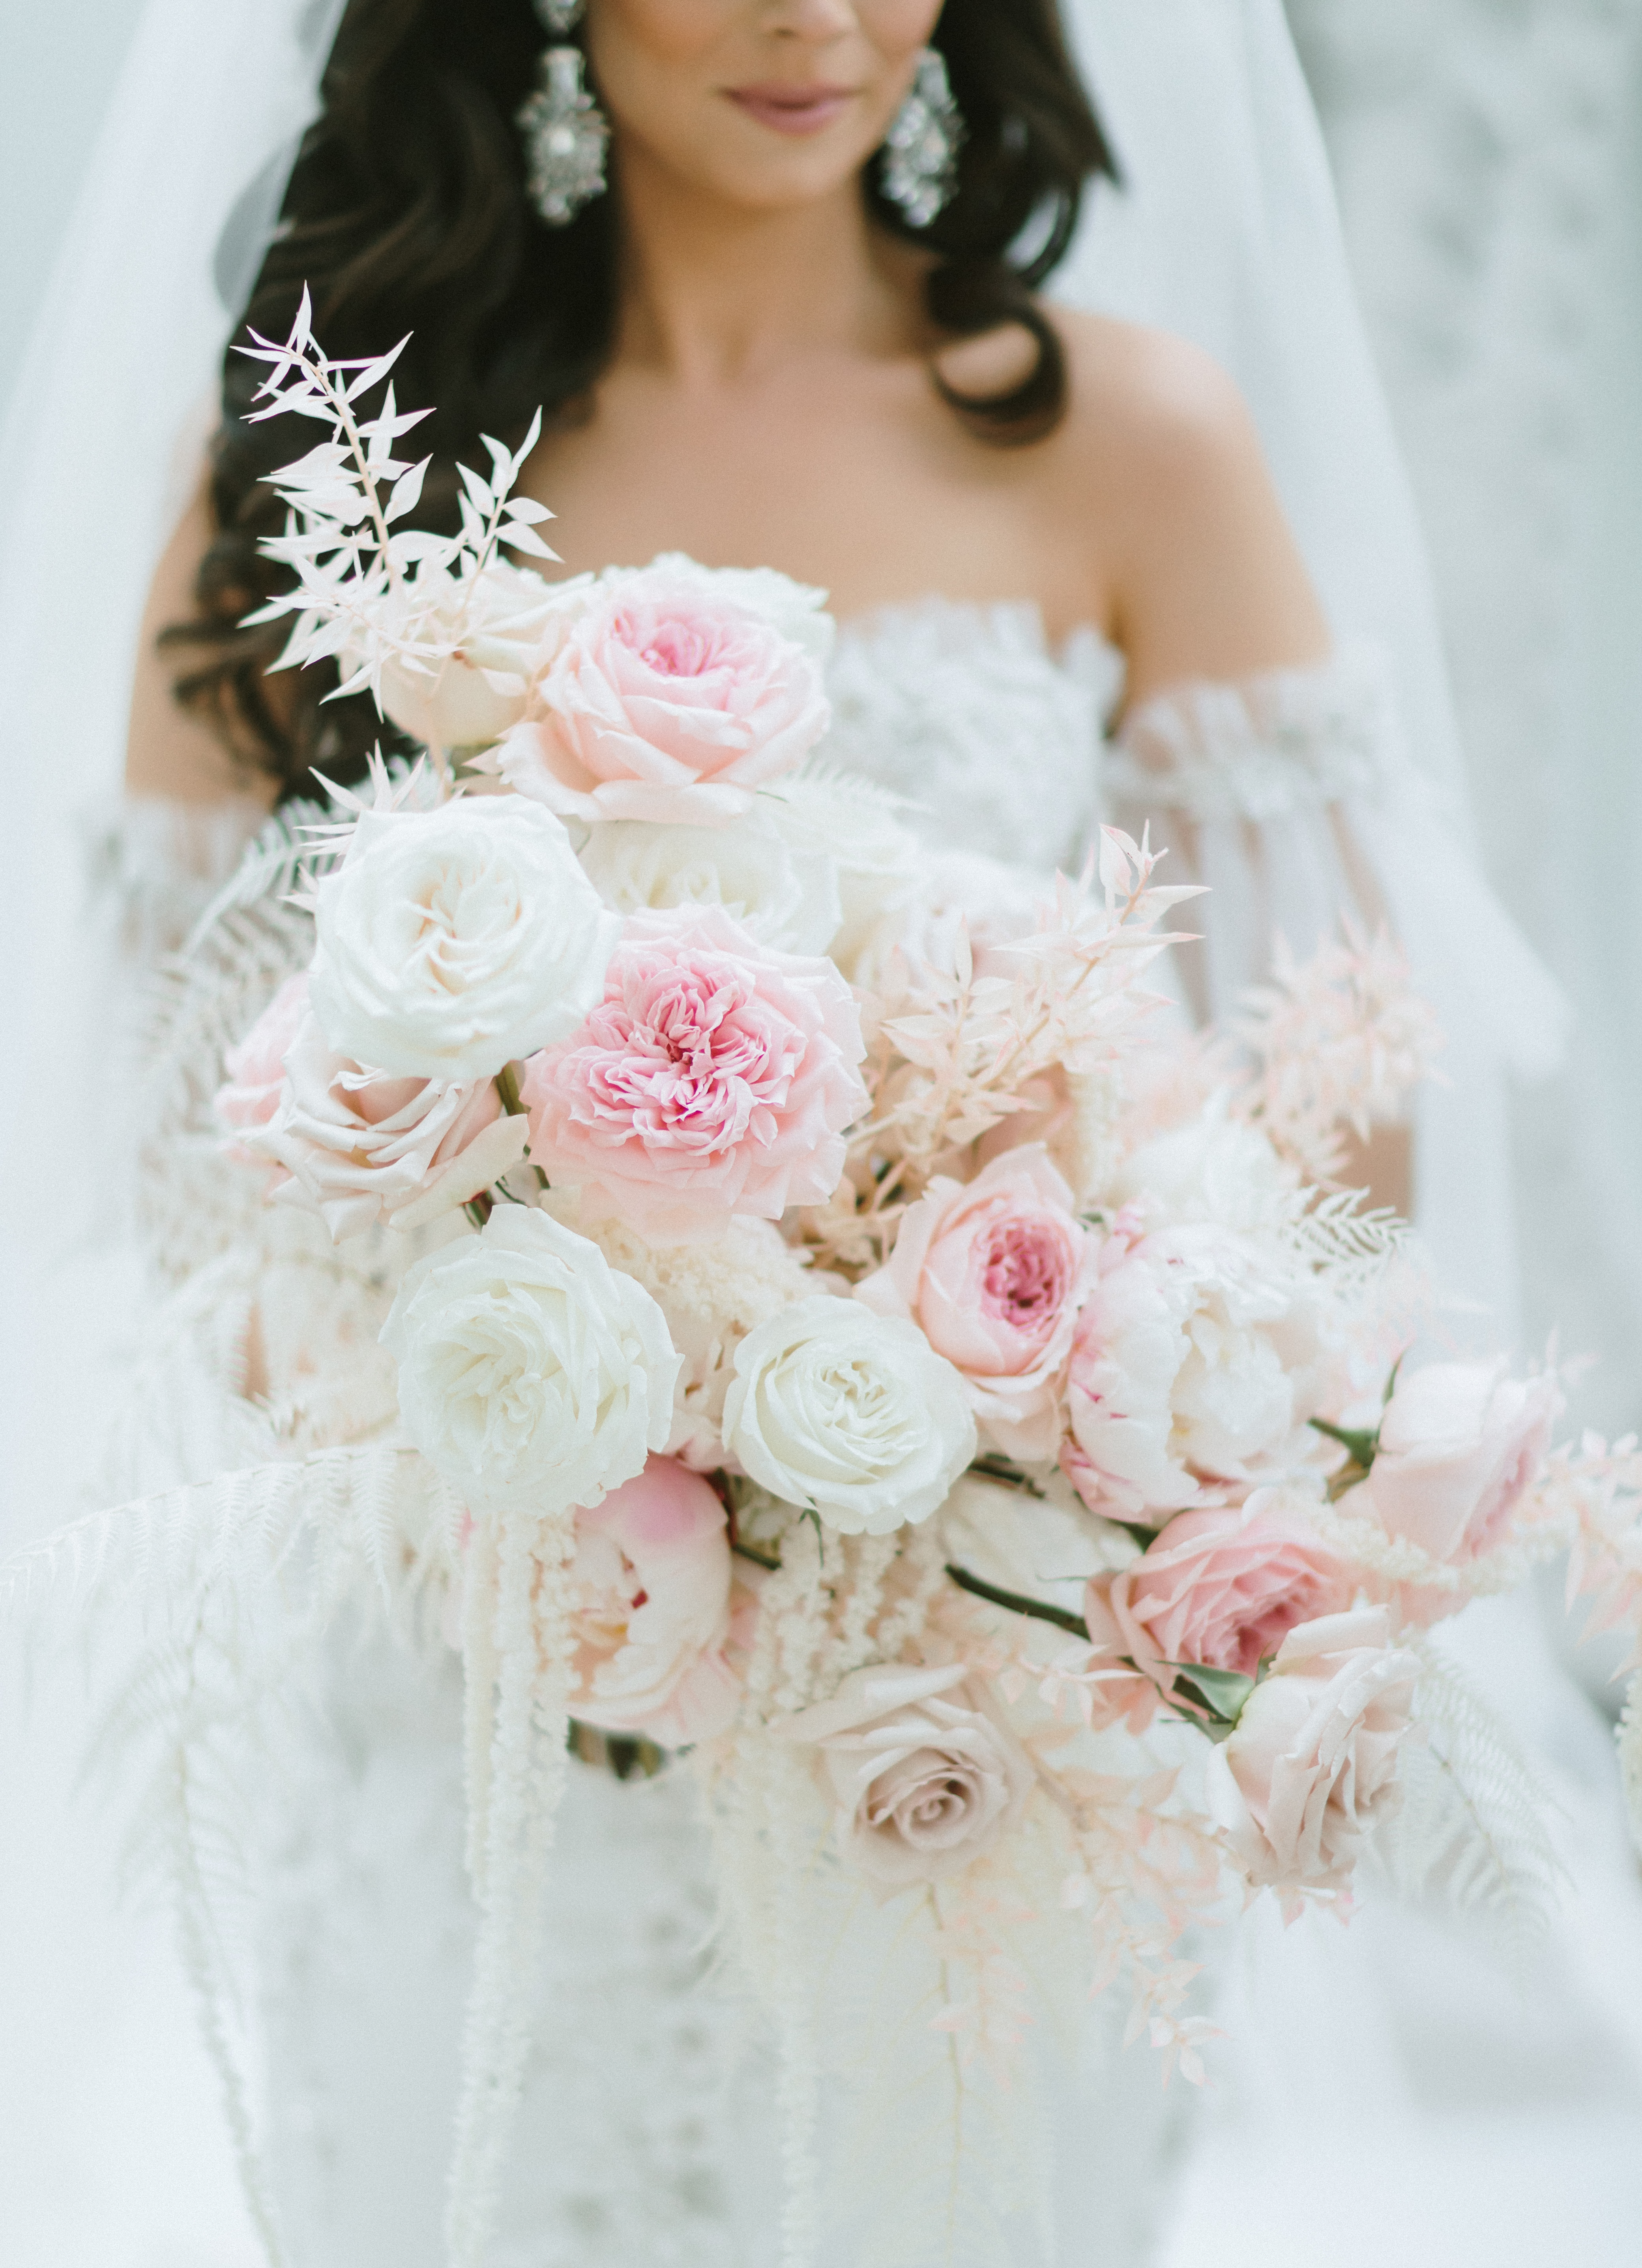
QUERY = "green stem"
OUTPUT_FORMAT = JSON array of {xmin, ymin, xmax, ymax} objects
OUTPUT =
[{"xmin": 944, "ymin": 1562, "xmax": 1090, "ymax": 1638}]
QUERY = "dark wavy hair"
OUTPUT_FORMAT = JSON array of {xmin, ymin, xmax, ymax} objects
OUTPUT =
[{"xmin": 166, "ymin": 0, "xmax": 1116, "ymax": 801}]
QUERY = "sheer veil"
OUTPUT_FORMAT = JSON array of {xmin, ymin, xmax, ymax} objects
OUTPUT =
[{"xmin": 0, "ymin": 0, "xmax": 1590, "ymax": 2254}]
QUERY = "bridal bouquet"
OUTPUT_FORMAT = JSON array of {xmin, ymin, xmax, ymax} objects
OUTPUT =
[{"xmin": 28, "ymin": 300, "xmax": 1642, "ymax": 2268}]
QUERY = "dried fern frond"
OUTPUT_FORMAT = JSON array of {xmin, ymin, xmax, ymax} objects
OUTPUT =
[
  {"xmin": 0, "ymin": 1445, "xmax": 457, "ymax": 1635},
  {"xmin": 1376, "ymin": 1641, "xmax": 1564, "ymax": 1970}
]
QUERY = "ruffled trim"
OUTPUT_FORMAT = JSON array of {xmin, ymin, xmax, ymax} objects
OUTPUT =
[{"xmin": 1105, "ymin": 646, "xmax": 1395, "ymax": 823}]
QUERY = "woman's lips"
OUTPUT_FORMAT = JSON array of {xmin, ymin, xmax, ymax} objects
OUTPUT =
[{"xmin": 724, "ymin": 84, "xmax": 857, "ymax": 137}]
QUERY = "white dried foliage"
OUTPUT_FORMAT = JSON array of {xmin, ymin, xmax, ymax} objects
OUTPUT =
[{"xmin": 1377, "ymin": 1641, "xmax": 1563, "ymax": 1968}]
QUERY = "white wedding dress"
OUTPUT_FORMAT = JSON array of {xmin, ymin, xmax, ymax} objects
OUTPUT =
[{"xmin": 81, "ymin": 602, "xmax": 1419, "ymax": 2268}]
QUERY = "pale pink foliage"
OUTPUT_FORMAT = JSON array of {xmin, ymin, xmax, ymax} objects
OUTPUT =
[{"xmin": 1232, "ymin": 917, "xmax": 1444, "ymax": 1181}]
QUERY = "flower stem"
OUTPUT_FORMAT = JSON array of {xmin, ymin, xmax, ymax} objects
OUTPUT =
[{"xmin": 944, "ymin": 1561, "xmax": 1089, "ymax": 1638}]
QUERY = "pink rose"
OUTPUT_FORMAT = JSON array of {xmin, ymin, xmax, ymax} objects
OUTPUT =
[
  {"xmin": 246, "ymin": 1010, "xmax": 529, "ymax": 1241},
  {"xmin": 1207, "ymin": 1608, "xmax": 1419, "ymax": 1910},
  {"xmin": 495, "ymin": 569, "xmax": 830, "ymax": 825},
  {"xmin": 1060, "ymin": 1220, "xmax": 1201, "ymax": 1521},
  {"xmin": 568, "ymin": 1456, "xmax": 741, "ymax": 1748},
  {"xmin": 777, "ymin": 1663, "xmax": 1036, "ymax": 1901},
  {"xmin": 521, "ymin": 905, "xmax": 867, "ymax": 1240},
  {"xmin": 1081, "ymin": 1493, "xmax": 1353, "ymax": 1731},
  {"xmin": 856, "ymin": 1147, "xmax": 1093, "ymax": 1461},
  {"xmin": 215, "ymin": 974, "xmax": 310, "ymax": 1154},
  {"xmin": 1351, "ymin": 1363, "xmax": 1560, "ymax": 1564}
]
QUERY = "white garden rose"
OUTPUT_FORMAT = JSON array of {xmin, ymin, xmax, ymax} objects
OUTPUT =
[
  {"xmin": 577, "ymin": 815, "xmax": 842, "ymax": 956},
  {"xmin": 758, "ymin": 772, "xmax": 922, "ymax": 977},
  {"xmin": 380, "ymin": 1207, "xmax": 681, "ymax": 1513},
  {"xmin": 309, "ymin": 796, "xmax": 620, "ymax": 1082},
  {"xmin": 1110, "ymin": 1102, "xmax": 1294, "ymax": 1235},
  {"xmin": 722, "ymin": 1295, "xmax": 976, "ymax": 1535}
]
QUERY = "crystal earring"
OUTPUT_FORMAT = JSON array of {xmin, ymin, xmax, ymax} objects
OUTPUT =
[
  {"xmin": 517, "ymin": 4, "xmax": 609, "ymax": 227},
  {"xmin": 880, "ymin": 47, "xmax": 964, "ymax": 228}
]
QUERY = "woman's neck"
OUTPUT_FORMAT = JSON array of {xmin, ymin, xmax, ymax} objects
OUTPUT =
[{"xmin": 610, "ymin": 151, "xmax": 925, "ymax": 387}]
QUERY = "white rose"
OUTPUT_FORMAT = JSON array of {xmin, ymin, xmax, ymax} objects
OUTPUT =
[
  {"xmin": 577, "ymin": 814, "xmax": 842, "ymax": 956},
  {"xmin": 777, "ymin": 1663, "xmax": 1036, "ymax": 1899},
  {"xmin": 722, "ymin": 1295, "xmax": 976, "ymax": 1535},
  {"xmin": 758, "ymin": 773, "xmax": 922, "ymax": 977},
  {"xmin": 380, "ymin": 1207, "xmax": 681, "ymax": 1513},
  {"xmin": 371, "ymin": 562, "xmax": 596, "ymax": 752},
  {"xmin": 635, "ymin": 552, "xmax": 835, "ymax": 663},
  {"xmin": 250, "ymin": 1008, "xmax": 529, "ymax": 1241},
  {"xmin": 309, "ymin": 796, "xmax": 620, "ymax": 1082},
  {"xmin": 1206, "ymin": 1608, "xmax": 1419, "ymax": 1905}
]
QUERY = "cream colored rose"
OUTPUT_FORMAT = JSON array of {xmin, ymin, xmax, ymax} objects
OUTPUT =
[
  {"xmin": 309, "ymin": 796, "xmax": 620, "ymax": 1083},
  {"xmin": 577, "ymin": 814, "xmax": 841, "ymax": 956},
  {"xmin": 1206, "ymin": 1608, "xmax": 1419, "ymax": 1905},
  {"xmin": 379, "ymin": 1208, "xmax": 680, "ymax": 1514},
  {"xmin": 778, "ymin": 1663, "xmax": 1035, "ymax": 1899},
  {"xmin": 248, "ymin": 1009, "xmax": 529, "ymax": 1241},
  {"xmin": 371, "ymin": 561, "xmax": 596, "ymax": 752},
  {"xmin": 722, "ymin": 1295, "xmax": 977, "ymax": 1535}
]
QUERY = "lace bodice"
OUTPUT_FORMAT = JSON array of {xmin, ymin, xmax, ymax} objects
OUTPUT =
[{"xmin": 826, "ymin": 598, "xmax": 1123, "ymax": 872}]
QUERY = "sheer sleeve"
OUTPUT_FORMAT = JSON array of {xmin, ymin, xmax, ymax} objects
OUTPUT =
[
  {"xmin": 1103, "ymin": 647, "xmax": 1563, "ymax": 1074},
  {"xmin": 1102, "ymin": 648, "xmax": 1565, "ymax": 1331}
]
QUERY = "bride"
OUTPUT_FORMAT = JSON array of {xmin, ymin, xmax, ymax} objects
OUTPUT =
[{"xmin": 0, "ymin": 2, "xmax": 1561, "ymax": 2264}]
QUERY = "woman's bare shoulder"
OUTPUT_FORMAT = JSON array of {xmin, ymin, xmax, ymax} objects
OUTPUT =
[
  {"xmin": 1040, "ymin": 307, "xmax": 1329, "ymax": 694},
  {"xmin": 1043, "ymin": 309, "xmax": 1269, "ymax": 515}
]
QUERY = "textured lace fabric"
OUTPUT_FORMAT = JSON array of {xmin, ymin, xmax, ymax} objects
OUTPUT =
[
  {"xmin": 825, "ymin": 598, "xmax": 1119, "ymax": 872},
  {"xmin": 102, "ymin": 614, "xmax": 1412, "ymax": 2268},
  {"xmin": 1105, "ymin": 644, "xmax": 1394, "ymax": 823}
]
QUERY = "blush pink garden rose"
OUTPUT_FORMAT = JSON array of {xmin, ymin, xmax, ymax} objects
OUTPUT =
[
  {"xmin": 855, "ymin": 1146, "xmax": 1095, "ymax": 1462},
  {"xmin": 1081, "ymin": 1492, "xmax": 1354, "ymax": 1733},
  {"xmin": 567, "ymin": 1456, "xmax": 743, "ymax": 1748},
  {"xmin": 1206, "ymin": 1607, "xmax": 1420, "ymax": 1913},
  {"xmin": 246, "ymin": 1010, "xmax": 529, "ymax": 1241},
  {"xmin": 214, "ymin": 973, "xmax": 311, "ymax": 1162},
  {"xmin": 494, "ymin": 566, "xmax": 831, "ymax": 825},
  {"xmin": 776, "ymin": 1663, "xmax": 1036, "ymax": 1901},
  {"xmin": 1351, "ymin": 1362, "xmax": 1561, "ymax": 1565},
  {"xmin": 521, "ymin": 905, "xmax": 867, "ymax": 1240}
]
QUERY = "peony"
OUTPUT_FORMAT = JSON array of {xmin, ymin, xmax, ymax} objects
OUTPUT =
[
  {"xmin": 246, "ymin": 1009, "xmax": 529, "ymax": 1241},
  {"xmin": 777, "ymin": 1663, "xmax": 1035, "ymax": 1899},
  {"xmin": 1060, "ymin": 1220, "xmax": 1200, "ymax": 1521},
  {"xmin": 521, "ymin": 905, "xmax": 867, "ymax": 1240},
  {"xmin": 567, "ymin": 1456, "xmax": 741, "ymax": 1747},
  {"xmin": 1206, "ymin": 1608, "xmax": 1419, "ymax": 1907},
  {"xmin": 722, "ymin": 1295, "xmax": 977, "ymax": 1535},
  {"xmin": 1062, "ymin": 1219, "xmax": 1322, "ymax": 1521},
  {"xmin": 1351, "ymin": 1362, "xmax": 1560, "ymax": 1564},
  {"xmin": 309, "ymin": 796, "xmax": 620, "ymax": 1083},
  {"xmin": 379, "ymin": 1207, "xmax": 680, "ymax": 1513},
  {"xmin": 577, "ymin": 814, "xmax": 842, "ymax": 956},
  {"xmin": 1082, "ymin": 1493, "xmax": 1353, "ymax": 1731},
  {"xmin": 857, "ymin": 1147, "xmax": 1093, "ymax": 1461},
  {"xmin": 371, "ymin": 563, "xmax": 596, "ymax": 753},
  {"xmin": 1109, "ymin": 1104, "xmax": 1294, "ymax": 1235},
  {"xmin": 495, "ymin": 565, "xmax": 831, "ymax": 825},
  {"xmin": 215, "ymin": 973, "xmax": 309, "ymax": 1150}
]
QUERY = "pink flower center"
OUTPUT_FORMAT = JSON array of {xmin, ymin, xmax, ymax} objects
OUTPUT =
[
  {"xmin": 979, "ymin": 1222, "xmax": 1070, "ymax": 1336},
  {"xmin": 575, "ymin": 956, "xmax": 804, "ymax": 1157},
  {"xmin": 637, "ymin": 619, "xmax": 719, "ymax": 679}
]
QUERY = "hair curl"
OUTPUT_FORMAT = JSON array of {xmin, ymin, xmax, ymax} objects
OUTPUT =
[{"xmin": 165, "ymin": 0, "xmax": 1115, "ymax": 800}]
